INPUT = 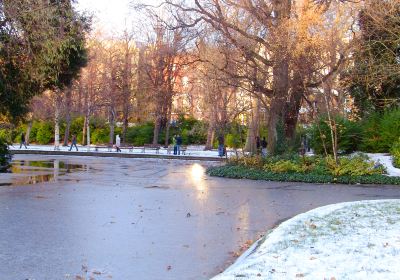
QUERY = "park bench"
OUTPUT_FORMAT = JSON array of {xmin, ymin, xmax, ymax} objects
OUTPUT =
[
  {"xmin": 142, "ymin": 144, "xmax": 161, "ymax": 154},
  {"xmin": 180, "ymin": 145, "xmax": 187, "ymax": 155},
  {"xmin": 119, "ymin": 145, "xmax": 134, "ymax": 152},
  {"xmin": 94, "ymin": 145, "xmax": 113, "ymax": 152},
  {"xmin": 166, "ymin": 145, "xmax": 173, "ymax": 154},
  {"xmin": 165, "ymin": 145, "xmax": 187, "ymax": 155}
]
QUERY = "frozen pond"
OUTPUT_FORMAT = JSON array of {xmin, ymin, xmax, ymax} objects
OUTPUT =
[{"xmin": 1, "ymin": 155, "xmax": 400, "ymax": 280}]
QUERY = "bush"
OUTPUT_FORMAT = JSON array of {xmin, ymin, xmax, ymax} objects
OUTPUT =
[
  {"xmin": 207, "ymin": 165, "xmax": 400, "ymax": 185},
  {"xmin": 228, "ymin": 153, "xmax": 385, "ymax": 177},
  {"xmin": 391, "ymin": 139, "xmax": 400, "ymax": 168},
  {"xmin": 36, "ymin": 122, "xmax": 54, "ymax": 144},
  {"xmin": 360, "ymin": 109, "xmax": 400, "ymax": 153},
  {"xmin": 126, "ymin": 122, "xmax": 154, "ymax": 146},
  {"xmin": 0, "ymin": 138, "xmax": 11, "ymax": 171},
  {"xmin": 310, "ymin": 115, "xmax": 362, "ymax": 155},
  {"xmin": 325, "ymin": 154, "xmax": 385, "ymax": 176}
]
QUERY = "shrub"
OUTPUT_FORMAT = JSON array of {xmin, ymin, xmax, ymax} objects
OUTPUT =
[
  {"xmin": 229, "ymin": 155, "xmax": 264, "ymax": 168},
  {"xmin": 36, "ymin": 122, "xmax": 53, "ymax": 144},
  {"xmin": 360, "ymin": 109, "xmax": 400, "ymax": 153},
  {"xmin": 310, "ymin": 115, "xmax": 362, "ymax": 155},
  {"xmin": 325, "ymin": 154, "xmax": 385, "ymax": 176},
  {"xmin": 391, "ymin": 139, "xmax": 400, "ymax": 168},
  {"xmin": 207, "ymin": 165, "xmax": 400, "ymax": 185},
  {"xmin": 126, "ymin": 122, "xmax": 154, "ymax": 146},
  {"xmin": 379, "ymin": 109, "xmax": 400, "ymax": 151},
  {"xmin": 0, "ymin": 138, "xmax": 11, "ymax": 171}
]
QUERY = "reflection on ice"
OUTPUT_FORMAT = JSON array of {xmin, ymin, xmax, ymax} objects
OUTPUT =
[{"xmin": 189, "ymin": 163, "xmax": 209, "ymax": 200}]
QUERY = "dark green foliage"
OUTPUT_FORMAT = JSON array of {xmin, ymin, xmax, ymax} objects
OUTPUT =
[
  {"xmin": 207, "ymin": 165, "xmax": 400, "ymax": 185},
  {"xmin": 0, "ymin": 1, "xmax": 89, "ymax": 119},
  {"xmin": 0, "ymin": 138, "xmax": 12, "ymax": 171},
  {"xmin": 348, "ymin": 3, "xmax": 400, "ymax": 115},
  {"xmin": 359, "ymin": 109, "xmax": 400, "ymax": 153},
  {"xmin": 126, "ymin": 122, "xmax": 154, "ymax": 146},
  {"xmin": 275, "ymin": 119, "xmax": 288, "ymax": 155},
  {"xmin": 36, "ymin": 122, "xmax": 54, "ymax": 144},
  {"xmin": 310, "ymin": 115, "xmax": 362, "ymax": 155},
  {"xmin": 391, "ymin": 139, "xmax": 400, "ymax": 168}
]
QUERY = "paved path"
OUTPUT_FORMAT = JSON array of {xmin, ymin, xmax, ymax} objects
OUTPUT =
[
  {"xmin": 10, "ymin": 144, "xmax": 226, "ymax": 161},
  {"xmin": 1, "ymin": 155, "xmax": 400, "ymax": 280}
]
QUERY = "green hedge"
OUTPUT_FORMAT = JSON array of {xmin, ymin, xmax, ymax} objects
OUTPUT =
[
  {"xmin": 0, "ymin": 138, "xmax": 11, "ymax": 171},
  {"xmin": 207, "ymin": 165, "xmax": 400, "ymax": 185},
  {"xmin": 360, "ymin": 109, "xmax": 400, "ymax": 153},
  {"xmin": 310, "ymin": 115, "xmax": 362, "ymax": 155},
  {"xmin": 391, "ymin": 139, "xmax": 400, "ymax": 168}
]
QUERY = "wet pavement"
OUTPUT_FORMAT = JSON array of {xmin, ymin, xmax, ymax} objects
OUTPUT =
[{"xmin": 1, "ymin": 155, "xmax": 400, "ymax": 280}]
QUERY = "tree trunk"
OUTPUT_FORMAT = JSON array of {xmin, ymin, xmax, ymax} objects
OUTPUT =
[
  {"xmin": 152, "ymin": 116, "xmax": 161, "ymax": 144},
  {"xmin": 205, "ymin": 123, "xmax": 215, "ymax": 150},
  {"xmin": 122, "ymin": 114, "xmax": 128, "ymax": 145},
  {"xmin": 245, "ymin": 97, "xmax": 260, "ymax": 154},
  {"xmin": 164, "ymin": 107, "xmax": 172, "ymax": 147},
  {"xmin": 54, "ymin": 93, "xmax": 62, "ymax": 150},
  {"xmin": 284, "ymin": 74, "xmax": 303, "ymax": 140},
  {"xmin": 267, "ymin": 0, "xmax": 291, "ymax": 154},
  {"xmin": 63, "ymin": 87, "xmax": 72, "ymax": 146},
  {"xmin": 25, "ymin": 121, "xmax": 33, "ymax": 145},
  {"xmin": 109, "ymin": 110, "xmax": 115, "ymax": 146},
  {"xmin": 82, "ymin": 117, "xmax": 87, "ymax": 146},
  {"xmin": 86, "ymin": 116, "xmax": 91, "ymax": 150}
]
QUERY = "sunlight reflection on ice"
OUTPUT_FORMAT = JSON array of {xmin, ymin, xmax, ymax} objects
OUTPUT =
[{"xmin": 190, "ymin": 163, "xmax": 208, "ymax": 200}]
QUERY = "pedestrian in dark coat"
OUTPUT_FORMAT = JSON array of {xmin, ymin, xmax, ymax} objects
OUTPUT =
[
  {"xmin": 20, "ymin": 133, "xmax": 27, "ymax": 149},
  {"xmin": 69, "ymin": 134, "xmax": 78, "ymax": 151}
]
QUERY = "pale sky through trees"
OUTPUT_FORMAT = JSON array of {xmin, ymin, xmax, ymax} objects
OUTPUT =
[{"xmin": 75, "ymin": 0, "xmax": 162, "ymax": 34}]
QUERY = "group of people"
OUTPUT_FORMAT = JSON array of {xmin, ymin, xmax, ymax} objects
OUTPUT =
[
  {"xmin": 19, "ymin": 131, "xmax": 269, "ymax": 157},
  {"xmin": 172, "ymin": 135, "xmax": 183, "ymax": 155}
]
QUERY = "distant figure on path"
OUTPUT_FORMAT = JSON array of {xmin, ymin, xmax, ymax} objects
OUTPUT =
[
  {"xmin": 69, "ymin": 134, "xmax": 78, "ymax": 151},
  {"xmin": 176, "ymin": 135, "xmax": 182, "ymax": 155},
  {"xmin": 218, "ymin": 134, "xmax": 225, "ymax": 157},
  {"xmin": 173, "ymin": 135, "xmax": 178, "ymax": 155},
  {"xmin": 256, "ymin": 136, "xmax": 261, "ymax": 154},
  {"xmin": 261, "ymin": 137, "xmax": 267, "ymax": 157},
  {"xmin": 19, "ymin": 132, "xmax": 27, "ymax": 149},
  {"xmin": 115, "ymin": 135, "xmax": 121, "ymax": 152}
]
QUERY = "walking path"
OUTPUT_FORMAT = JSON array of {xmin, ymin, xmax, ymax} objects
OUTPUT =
[{"xmin": 9, "ymin": 144, "xmax": 225, "ymax": 161}]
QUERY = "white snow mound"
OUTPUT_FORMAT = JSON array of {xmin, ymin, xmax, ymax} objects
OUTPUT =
[{"xmin": 212, "ymin": 200, "xmax": 400, "ymax": 280}]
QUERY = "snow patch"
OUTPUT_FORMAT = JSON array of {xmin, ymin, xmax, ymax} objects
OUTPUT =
[{"xmin": 212, "ymin": 200, "xmax": 400, "ymax": 280}]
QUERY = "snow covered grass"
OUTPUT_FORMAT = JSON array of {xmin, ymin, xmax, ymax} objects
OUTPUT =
[
  {"xmin": 367, "ymin": 153, "xmax": 400, "ymax": 177},
  {"xmin": 212, "ymin": 200, "xmax": 400, "ymax": 280}
]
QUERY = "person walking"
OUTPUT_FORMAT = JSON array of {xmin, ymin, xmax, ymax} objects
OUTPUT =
[
  {"xmin": 115, "ymin": 134, "xmax": 121, "ymax": 152},
  {"xmin": 69, "ymin": 134, "xmax": 78, "ymax": 151},
  {"xmin": 172, "ymin": 135, "xmax": 178, "ymax": 155},
  {"xmin": 176, "ymin": 134, "xmax": 182, "ymax": 155},
  {"xmin": 218, "ymin": 134, "xmax": 225, "ymax": 157},
  {"xmin": 256, "ymin": 136, "xmax": 261, "ymax": 154},
  {"xmin": 261, "ymin": 137, "xmax": 267, "ymax": 157},
  {"xmin": 19, "ymin": 132, "xmax": 27, "ymax": 149}
]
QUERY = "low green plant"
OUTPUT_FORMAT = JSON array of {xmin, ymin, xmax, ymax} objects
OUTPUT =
[
  {"xmin": 310, "ymin": 115, "xmax": 362, "ymax": 155},
  {"xmin": 325, "ymin": 154, "xmax": 385, "ymax": 176},
  {"xmin": 36, "ymin": 122, "xmax": 53, "ymax": 144},
  {"xmin": 0, "ymin": 138, "xmax": 11, "ymax": 171},
  {"xmin": 391, "ymin": 139, "xmax": 400, "ymax": 168},
  {"xmin": 207, "ymin": 165, "xmax": 400, "ymax": 185}
]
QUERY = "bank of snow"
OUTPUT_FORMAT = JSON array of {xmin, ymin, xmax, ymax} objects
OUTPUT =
[
  {"xmin": 212, "ymin": 200, "xmax": 400, "ymax": 280},
  {"xmin": 367, "ymin": 153, "xmax": 400, "ymax": 177}
]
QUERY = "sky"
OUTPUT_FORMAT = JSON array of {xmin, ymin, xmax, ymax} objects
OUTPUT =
[{"xmin": 75, "ymin": 0, "xmax": 162, "ymax": 35}]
